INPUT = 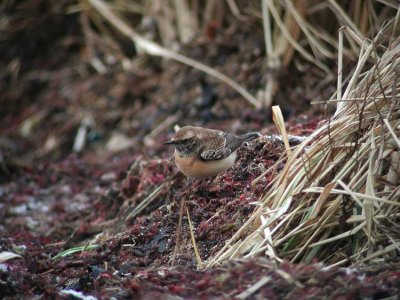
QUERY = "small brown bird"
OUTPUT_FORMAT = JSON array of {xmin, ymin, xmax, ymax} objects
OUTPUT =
[{"xmin": 164, "ymin": 126, "xmax": 260, "ymax": 179}]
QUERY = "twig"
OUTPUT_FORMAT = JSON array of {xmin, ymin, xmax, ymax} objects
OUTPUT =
[
  {"xmin": 125, "ymin": 183, "xmax": 165, "ymax": 221},
  {"xmin": 235, "ymin": 276, "xmax": 271, "ymax": 299},
  {"xmin": 337, "ymin": 26, "xmax": 344, "ymax": 101},
  {"xmin": 186, "ymin": 206, "xmax": 203, "ymax": 269},
  {"xmin": 272, "ymin": 106, "xmax": 292, "ymax": 158},
  {"xmin": 171, "ymin": 191, "xmax": 186, "ymax": 266}
]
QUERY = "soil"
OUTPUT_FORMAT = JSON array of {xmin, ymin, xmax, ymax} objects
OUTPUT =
[{"xmin": 1, "ymin": 1, "xmax": 399, "ymax": 299}]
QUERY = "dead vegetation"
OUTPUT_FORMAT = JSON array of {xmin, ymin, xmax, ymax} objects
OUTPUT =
[
  {"xmin": 77, "ymin": 0, "xmax": 400, "ymax": 108},
  {"xmin": 1, "ymin": 0, "xmax": 400, "ymax": 298},
  {"xmin": 74, "ymin": 0, "xmax": 400, "ymax": 269},
  {"xmin": 209, "ymin": 20, "xmax": 400, "ymax": 267}
]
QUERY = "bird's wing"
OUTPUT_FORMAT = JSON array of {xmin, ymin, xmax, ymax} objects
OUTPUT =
[
  {"xmin": 223, "ymin": 132, "xmax": 249, "ymax": 152},
  {"xmin": 199, "ymin": 132, "xmax": 239, "ymax": 161}
]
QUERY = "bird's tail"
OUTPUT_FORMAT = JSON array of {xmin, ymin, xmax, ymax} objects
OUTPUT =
[{"xmin": 241, "ymin": 132, "xmax": 261, "ymax": 142}]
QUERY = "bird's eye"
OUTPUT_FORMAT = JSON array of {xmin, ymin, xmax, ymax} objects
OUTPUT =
[{"xmin": 180, "ymin": 138, "xmax": 193, "ymax": 144}]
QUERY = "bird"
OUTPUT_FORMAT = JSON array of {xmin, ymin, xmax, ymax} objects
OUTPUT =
[{"xmin": 164, "ymin": 126, "xmax": 261, "ymax": 179}]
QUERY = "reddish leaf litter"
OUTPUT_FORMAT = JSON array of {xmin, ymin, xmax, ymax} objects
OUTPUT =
[
  {"xmin": 2, "ymin": 1, "xmax": 400, "ymax": 299},
  {"xmin": 2, "ymin": 128, "xmax": 400, "ymax": 299}
]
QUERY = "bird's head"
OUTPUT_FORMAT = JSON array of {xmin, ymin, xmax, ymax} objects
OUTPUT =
[{"xmin": 164, "ymin": 126, "xmax": 197, "ymax": 146}]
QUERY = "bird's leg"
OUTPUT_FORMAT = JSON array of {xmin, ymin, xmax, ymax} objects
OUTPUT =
[
  {"xmin": 192, "ymin": 178, "xmax": 204, "ymax": 192},
  {"xmin": 207, "ymin": 175, "xmax": 218, "ymax": 185},
  {"xmin": 198, "ymin": 175, "xmax": 218, "ymax": 191}
]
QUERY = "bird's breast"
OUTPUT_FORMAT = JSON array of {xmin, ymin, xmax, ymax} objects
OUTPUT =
[{"xmin": 174, "ymin": 150, "xmax": 237, "ymax": 179}]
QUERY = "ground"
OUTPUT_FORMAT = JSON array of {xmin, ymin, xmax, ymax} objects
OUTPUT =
[{"xmin": 1, "ymin": 1, "xmax": 400, "ymax": 299}]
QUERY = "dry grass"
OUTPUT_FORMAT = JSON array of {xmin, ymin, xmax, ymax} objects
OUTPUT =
[
  {"xmin": 208, "ymin": 20, "xmax": 400, "ymax": 267},
  {"xmin": 76, "ymin": 0, "xmax": 400, "ymax": 266},
  {"xmin": 78, "ymin": 0, "xmax": 399, "ymax": 108}
]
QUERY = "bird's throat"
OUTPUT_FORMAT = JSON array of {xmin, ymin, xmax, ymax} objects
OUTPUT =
[{"xmin": 175, "ymin": 141, "xmax": 197, "ymax": 156}]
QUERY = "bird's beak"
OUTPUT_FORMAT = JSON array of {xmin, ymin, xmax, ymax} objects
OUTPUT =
[{"xmin": 164, "ymin": 140, "xmax": 177, "ymax": 145}]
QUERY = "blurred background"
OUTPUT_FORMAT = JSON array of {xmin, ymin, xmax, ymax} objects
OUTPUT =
[{"xmin": 0, "ymin": 0, "xmax": 398, "ymax": 167}]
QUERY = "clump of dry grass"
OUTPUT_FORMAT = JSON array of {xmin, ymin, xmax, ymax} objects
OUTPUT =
[
  {"xmin": 208, "ymin": 20, "xmax": 400, "ymax": 268},
  {"xmin": 77, "ymin": 0, "xmax": 400, "ymax": 266}
]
